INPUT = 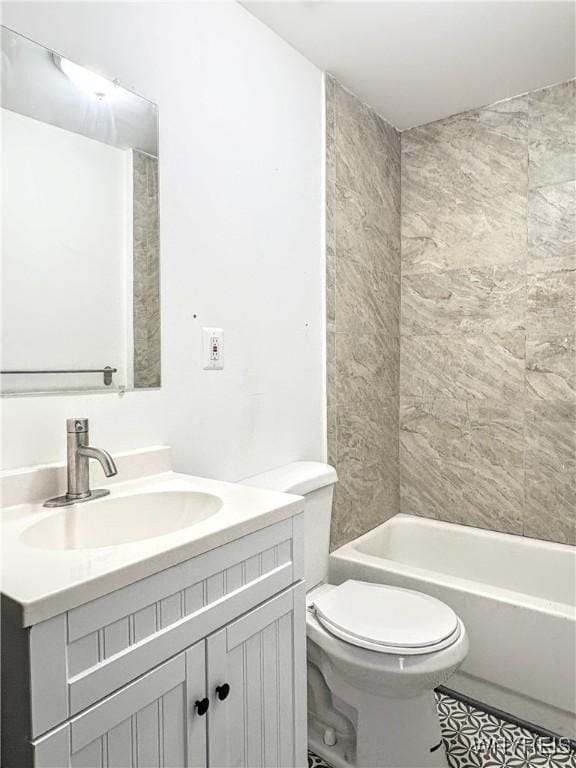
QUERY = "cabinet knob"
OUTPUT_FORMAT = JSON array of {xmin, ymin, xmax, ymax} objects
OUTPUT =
[
  {"xmin": 194, "ymin": 697, "xmax": 210, "ymax": 716},
  {"xmin": 216, "ymin": 683, "xmax": 231, "ymax": 701}
]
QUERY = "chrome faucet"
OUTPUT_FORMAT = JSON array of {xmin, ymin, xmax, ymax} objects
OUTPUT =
[{"xmin": 44, "ymin": 418, "xmax": 118, "ymax": 507}]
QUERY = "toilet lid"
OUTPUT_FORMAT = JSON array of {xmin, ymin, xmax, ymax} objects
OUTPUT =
[{"xmin": 312, "ymin": 581, "xmax": 460, "ymax": 655}]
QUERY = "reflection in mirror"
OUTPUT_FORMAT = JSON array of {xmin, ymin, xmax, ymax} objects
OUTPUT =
[{"xmin": 0, "ymin": 27, "xmax": 160, "ymax": 394}]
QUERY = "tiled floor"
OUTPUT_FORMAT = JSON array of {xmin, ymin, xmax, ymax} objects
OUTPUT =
[{"xmin": 308, "ymin": 691, "xmax": 576, "ymax": 768}]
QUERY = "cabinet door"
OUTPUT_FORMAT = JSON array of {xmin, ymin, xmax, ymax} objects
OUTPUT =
[
  {"xmin": 207, "ymin": 583, "xmax": 307, "ymax": 768},
  {"xmin": 34, "ymin": 643, "xmax": 207, "ymax": 768}
]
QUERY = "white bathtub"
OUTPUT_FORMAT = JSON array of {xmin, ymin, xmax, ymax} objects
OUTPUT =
[{"xmin": 329, "ymin": 514, "xmax": 576, "ymax": 738}]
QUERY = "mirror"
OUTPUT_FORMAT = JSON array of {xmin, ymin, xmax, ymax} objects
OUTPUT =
[{"xmin": 1, "ymin": 27, "xmax": 160, "ymax": 394}]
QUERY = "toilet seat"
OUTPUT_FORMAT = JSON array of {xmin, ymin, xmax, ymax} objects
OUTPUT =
[{"xmin": 311, "ymin": 580, "xmax": 461, "ymax": 655}]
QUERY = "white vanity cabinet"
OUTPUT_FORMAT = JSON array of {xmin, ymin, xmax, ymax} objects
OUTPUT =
[
  {"xmin": 207, "ymin": 585, "xmax": 306, "ymax": 768},
  {"xmin": 34, "ymin": 643, "xmax": 208, "ymax": 768},
  {"xmin": 2, "ymin": 515, "xmax": 307, "ymax": 768}
]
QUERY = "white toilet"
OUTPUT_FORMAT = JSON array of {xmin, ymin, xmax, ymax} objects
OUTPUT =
[{"xmin": 242, "ymin": 462, "xmax": 469, "ymax": 768}]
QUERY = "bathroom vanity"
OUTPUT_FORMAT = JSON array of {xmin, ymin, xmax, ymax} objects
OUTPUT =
[{"xmin": 1, "ymin": 449, "xmax": 307, "ymax": 768}]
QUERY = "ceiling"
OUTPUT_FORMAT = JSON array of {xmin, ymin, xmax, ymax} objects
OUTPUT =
[{"xmin": 242, "ymin": 1, "xmax": 576, "ymax": 130}]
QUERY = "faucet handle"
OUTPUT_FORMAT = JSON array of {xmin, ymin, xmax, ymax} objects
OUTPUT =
[{"xmin": 67, "ymin": 418, "xmax": 89, "ymax": 433}]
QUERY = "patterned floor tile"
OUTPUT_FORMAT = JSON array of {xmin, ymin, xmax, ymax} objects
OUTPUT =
[
  {"xmin": 309, "ymin": 754, "xmax": 331, "ymax": 768},
  {"xmin": 308, "ymin": 692, "xmax": 576, "ymax": 768}
]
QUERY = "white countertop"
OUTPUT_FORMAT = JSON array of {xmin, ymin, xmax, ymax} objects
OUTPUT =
[{"xmin": 1, "ymin": 471, "xmax": 304, "ymax": 626}]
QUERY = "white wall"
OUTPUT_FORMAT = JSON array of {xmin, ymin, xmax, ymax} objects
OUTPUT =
[
  {"xmin": 2, "ymin": 108, "xmax": 130, "ymax": 390},
  {"xmin": 0, "ymin": 1, "xmax": 325, "ymax": 478}
]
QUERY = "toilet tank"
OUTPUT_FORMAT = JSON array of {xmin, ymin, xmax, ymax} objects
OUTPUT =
[{"xmin": 241, "ymin": 462, "xmax": 337, "ymax": 590}]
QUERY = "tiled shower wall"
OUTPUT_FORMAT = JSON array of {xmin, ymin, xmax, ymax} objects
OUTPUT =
[
  {"xmin": 327, "ymin": 78, "xmax": 575, "ymax": 548},
  {"xmin": 400, "ymin": 80, "xmax": 575, "ymax": 544},
  {"xmin": 326, "ymin": 77, "xmax": 401, "ymax": 550}
]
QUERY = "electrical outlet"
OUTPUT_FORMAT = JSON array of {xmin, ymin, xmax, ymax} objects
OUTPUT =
[{"xmin": 202, "ymin": 327, "xmax": 224, "ymax": 370}]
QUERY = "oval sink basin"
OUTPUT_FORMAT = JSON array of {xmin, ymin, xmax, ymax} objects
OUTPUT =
[{"xmin": 21, "ymin": 491, "xmax": 223, "ymax": 550}]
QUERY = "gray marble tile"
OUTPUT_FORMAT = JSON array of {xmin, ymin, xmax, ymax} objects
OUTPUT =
[
  {"xmin": 334, "ymin": 82, "xmax": 400, "ymax": 221},
  {"xmin": 326, "ymin": 258, "xmax": 335, "ymax": 334},
  {"xmin": 326, "ymin": 78, "xmax": 337, "ymax": 338},
  {"xmin": 401, "ymin": 264, "xmax": 526, "ymax": 336},
  {"xmin": 336, "ymin": 332, "xmax": 399, "ymax": 407},
  {"xmin": 401, "ymin": 96, "xmax": 528, "ymax": 276},
  {"xmin": 525, "ymin": 400, "xmax": 576, "ymax": 474},
  {"xmin": 400, "ymin": 398, "xmax": 470, "ymax": 465},
  {"xmin": 331, "ymin": 398, "xmax": 399, "ymax": 549},
  {"xmin": 372, "ymin": 266, "xmax": 401, "ymax": 338},
  {"xmin": 133, "ymin": 151, "xmax": 161, "ymax": 389},
  {"xmin": 379, "ymin": 397, "xmax": 401, "ymax": 482},
  {"xmin": 327, "ymin": 78, "xmax": 401, "ymax": 549},
  {"xmin": 528, "ymin": 180, "xmax": 576, "ymax": 262},
  {"xmin": 524, "ymin": 467, "xmax": 576, "ymax": 545},
  {"xmin": 400, "ymin": 397, "xmax": 524, "ymax": 469},
  {"xmin": 331, "ymin": 461, "xmax": 398, "ymax": 550},
  {"xmin": 327, "ymin": 406, "xmax": 337, "ymax": 467},
  {"xmin": 335, "ymin": 182, "xmax": 400, "ymax": 275},
  {"xmin": 397, "ymin": 80, "xmax": 575, "ymax": 547},
  {"xmin": 401, "ymin": 188, "xmax": 527, "ymax": 275},
  {"xmin": 326, "ymin": 330, "xmax": 336, "ymax": 410},
  {"xmin": 326, "ymin": 176, "xmax": 336, "ymax": 334},
  {"xmin": 325, "ymin": 76, "xmax": 337, "ymax": 191},
  {"xmin": 526, "ymin": 333, "xmax": 576, "ymax": 401},
  {"xmin": 337, "ymin": 398, "xmax": 398, "ymax": 467},
  {"xmin": 528, "ymin": 79, "xmax": 576, "ymax": 189},
  {"xmin": 450, "ymin": 461, "xmax": 524, "ymax": 535},
  {"xmin": 326, "ymin": 80, "xmax": 337, "ymax": 333},
  {"xmin": 336, "ymin": 257, "xmax": 400, "ymax": 336},
  {"xmin": 402, "ymin": 96, "xmax": 528, "ymax": 204},
  {"xmin": 526, "ymin": 255, "xmax": 576, "ymax": 333},
  {"xmin": 467, "ymin": 400, "xmax": 525, "ymax": 469},
  {"xmin": 400, "ymin": 332, "xmax": 525, "ymax": 401},
  {"xmin": 400, "ymin": 457, "xmax": 523, "ymax": 535}
]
